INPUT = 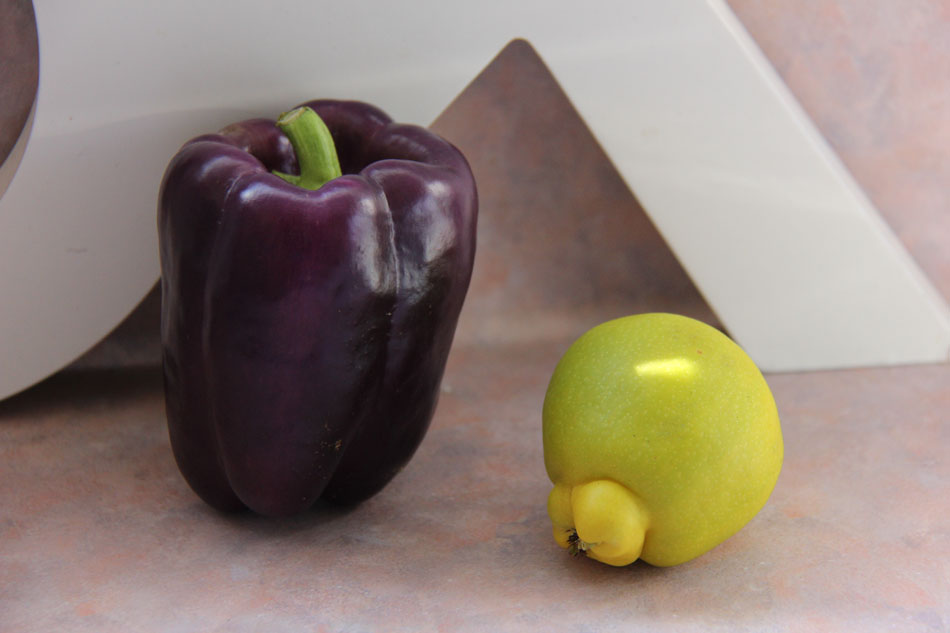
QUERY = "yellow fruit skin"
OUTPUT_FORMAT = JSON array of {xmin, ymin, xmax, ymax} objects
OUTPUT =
[
  {"xmin": 542, "ymin": 313, "xmax": 783, "ymax": 567},
  {"xmin": 548, "ymin": 480, "xmax": 649, "ymax": 566}
]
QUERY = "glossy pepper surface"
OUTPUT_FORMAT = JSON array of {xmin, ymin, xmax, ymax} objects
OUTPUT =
[{"xmin": 158, "ymin": 100, "xmax": 477, "ymax": 516}]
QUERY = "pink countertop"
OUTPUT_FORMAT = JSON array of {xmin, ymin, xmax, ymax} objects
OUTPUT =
[
  {"xmin": 2, "ymin": 349, "xmax": 948, "ymax": 631},
  {"xmin": 2, "ymin": 3, "xmax": 949, "ymax": 631}
]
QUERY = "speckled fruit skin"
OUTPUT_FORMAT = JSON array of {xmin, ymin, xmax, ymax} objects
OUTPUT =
[{"xmin": 543, "ymin": 313, "xmax": 783, "ymax": 567}]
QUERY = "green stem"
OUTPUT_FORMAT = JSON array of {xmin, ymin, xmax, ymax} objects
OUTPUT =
[{"xmin": 273, "ymin": 106, "xmax": 342, "ymax": 190}]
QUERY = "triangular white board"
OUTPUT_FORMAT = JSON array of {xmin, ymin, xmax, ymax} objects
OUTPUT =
[{"xmin": 2, "ymin": 0, "xmax": 948, "ymax": 399}]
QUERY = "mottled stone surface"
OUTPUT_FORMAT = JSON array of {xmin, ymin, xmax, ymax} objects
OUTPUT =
[
  {"xmin": 2, "ymin": 350, "xmax": 948, "ymax": 631},
  {"xmin": 2, "ymin": 5, "xmax": 949, "ymax": 631},
  {"xmin": 0, "ymin": 0, "xmax": 37, "ymax": 165}
]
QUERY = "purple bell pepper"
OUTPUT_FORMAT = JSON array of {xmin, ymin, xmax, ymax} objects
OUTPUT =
[{"xmin": 158, "ymin": 100, "xmax": 477, "ymax": 516}]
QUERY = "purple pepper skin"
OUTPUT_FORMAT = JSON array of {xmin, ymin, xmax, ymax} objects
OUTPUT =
[{"xmin": 158, "ymin": 100, "xmax": 477, "ymax": 516}]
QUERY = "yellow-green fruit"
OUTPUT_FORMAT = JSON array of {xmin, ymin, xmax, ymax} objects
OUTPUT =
[{"xmin": 543, "ymin": 313, "xmax": 783, "ymax": 567}]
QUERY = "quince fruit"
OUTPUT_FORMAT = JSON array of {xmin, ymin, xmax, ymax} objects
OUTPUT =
[{"xmin": 543, "ymin": 313, "xmax": 783, "ymax": 566}]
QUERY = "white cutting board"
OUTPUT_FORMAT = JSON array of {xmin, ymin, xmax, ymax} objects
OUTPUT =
[{"xmin": 2, "ymin": 0, "xmax": 948, "ymax": 400}]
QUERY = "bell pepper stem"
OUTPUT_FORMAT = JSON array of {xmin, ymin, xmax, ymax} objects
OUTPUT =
[{"xmin": 273, "ymin": 106, "xmax": 342, "ymax": 190}]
